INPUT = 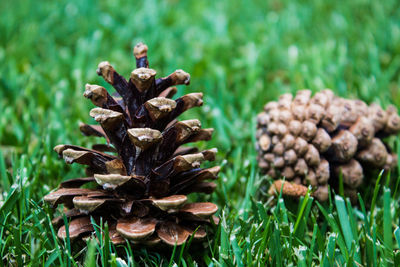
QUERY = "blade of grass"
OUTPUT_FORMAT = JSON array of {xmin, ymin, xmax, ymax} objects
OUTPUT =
[
  {"xmin": 316, "ymin": 201, "xmax": 348, "ymax": 259},
  {"xmin": 383, "ymin": 188, "xmax": 393, "ymax": 253},
  {"xmin": 84, "ymin": 239, "xmax": 97, "ymax": 267},
  {"xmin": 370, "ymin": 170, "xmax": 384, "ymax": 224},
  {"xmin": 395, "ymin": 227, "xmax": 400, "ymax": 248},
  {"xmin": 293, "ymin": 191, "xmax": 312, "ymax": 236},
  {"xmin": 0, "ymin": 151, "xmax": 10, "ymax": 191},
  {"xmin": 322, "ymin": 233, "xmax": 337, "ymax": 267},
  {"xmin": 219, "ymin": 211, "xmax": 230, "ymax": 262},
  {"xmin": 307, "ymin": 224, "xmax": 318, "ymax": 266},
  {"xmin": 231, "ymin": 236, "xmax": 244, "ymax": 267},
  {"xmin": 62, "ymin": 214, "xmax": 72, "ymax": 267},
  {"xmin": 335, "ymin": 195, "xmax": 360, "ymax": 263}
]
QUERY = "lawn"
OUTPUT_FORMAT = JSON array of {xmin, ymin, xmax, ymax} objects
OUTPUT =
[{"xmin": 1, "ymin": 0, "xmax": 400, "ymax": 265}]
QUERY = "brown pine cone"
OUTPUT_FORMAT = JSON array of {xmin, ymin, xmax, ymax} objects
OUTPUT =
[
  {"xmin": 256, "ymin": 89, "xmax": 400, "ymax": 202},
  {"xmin": 44, "ymin": 43, "xmax": 220, "ymax": 247}
]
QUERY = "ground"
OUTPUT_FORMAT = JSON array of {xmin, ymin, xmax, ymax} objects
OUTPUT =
[{"xmin": 1, "ymin": 0, "xmax": 400, "ymax": 266}]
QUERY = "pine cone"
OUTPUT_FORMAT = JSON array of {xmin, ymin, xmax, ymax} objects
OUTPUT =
[
  {"xmin": 256, "ymin": 89, "xmax": 400, "ymax": 202},
  {"xmin": 44, "ymin": 43, "xmax": 220, "ymax": 246}
]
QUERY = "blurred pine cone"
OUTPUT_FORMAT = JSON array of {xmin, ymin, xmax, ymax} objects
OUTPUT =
[
  {"xmin": 256, "ymin": 89, "xmax": 400, "ymax": 202},
  {"xmin": 44, "ymin": 43, "xmax": 220, "ymax": 246}
]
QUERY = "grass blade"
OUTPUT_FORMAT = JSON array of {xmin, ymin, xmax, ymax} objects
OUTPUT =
[{"xmin": 383, "ymin": 188, "xmax": 393, "ymax": 253}]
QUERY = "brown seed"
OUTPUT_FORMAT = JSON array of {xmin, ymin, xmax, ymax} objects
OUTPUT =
[
  {"xmin": 368, "ymin": 103, "xmax": 388, "ymax": 132},
  {"xmin": 272, "ymin": 143, "xmax": 285, "ymax": 156},
  {"xmin": 293, "ymin": 90, "xmax": 312, "ymax": 105},
  {"xmin": 294, "ymin": 158, "xmax": 308, "ymax": 176},
  {"xmin": 356, "ymin": 138, "xmax": 388, "ymax": 167},
  {"xmin": 279, "ymin": 100, "xmax": 292, "ymax": 111},
  {"xmin": 304, "ymin": 144, "xmax": 320, "ymax": 167},
  {"xmin": 306, "ymin": 104, "xmax": 324, "ymax": 124},
  {"xmin": 278, "ymin": 93, "xmax": 293, "ymax": 109},
  {"xmin": 282, "ymin": 134, "xmax": 295, "ymax": 149},
  {"xmin": 304, "ymin": 169, "xmax": 318, "ymax": 187},
  {"xmin": 301, "ymin": 121, "xmax": 317, "ymax": 141},
  {"xmin": 313, "ymin": 184, "xmax": 329, "ymax": 202},
  {"xmin": 259, "ymin": 134, "xmax": 271, "ymax": 151},
  {"xmin": 331, "ymin": 130, "xmax": 358, "ymax": 162},
  {"xmin": 264, "ymin": 101, "xmax": 279, "ymax": 112},
  {"xmin": 267, "ymin": 122, "xmax": 279, "ymax": 135},
  {"xmin": 341, "ymin": 100, "xmax": 359, "ymax": 126},
  {"xmin": 284, "ymin": 149, "xmax": 297, "ymax": 165},
  {"xmin": 269, "ymin": 109, "xmax": 280, "ymax": 121},
  {"xmin": 282, "ymin": 166, "xmax": 295, "ymax": 180},
  {"xmin": 294, "ymin": 137, "xmax": 309, "ymax": 156},
  {"xmin": 349, "ymin": 116, "xmax": 375, "ymax": 147},
  {"xmin": 279, "ymin": 109, "xmax": 293, "ymax": 124},
  {"xmin": 291, "ymin": 105, "xmax": 307, "ymax": 121},
  {"xmin": 288, "ymin": 120, "xmax": 302, "ymax": 136},
  {"xmin": 276, "ymin": 123, "xmax": 288, "ymax": 137},
  {"xmin": 271, "ymin": 135, "xmax": 280, "ymax": 145},
  {"xmin": 384, "ymin": 153, "xmax": 398, "ymax": 171},
  {"xmin": 268, "ymin": 180, "xmax": 308, "ymax": 198},
  {"xmin": 321, "ymin": 105, "xmax": 341, "ymax": 132},
  {"xmin": 273, "ymin": 157, "xmax": 285, "ymax": 168},
  {"xmin": 335, "ymin": 159, "xmax": 363, "ymax": 189},
  {"xmin": 264, "ymin": 153, "xmax": 275, "ymax": 162},
  {"xmin": 258, "ymin": 159, "xmax": 269, "ymax": 170},
  {"xmin": 315, "ymin": 159, "xmax": 330, "ymax": 184},
  {"xmin": 353, "ymin": 100, "xmax": 369, "ymax": 117},
  {"xmin": 384, "ymin": 113, "xmax": 400, "ymax": 134},
  {"xmin": 321, "ymin": 89, "xmax": 334, "ymax": 100},
  {"xmin": 312, "ymin": 128, "xmax": 332, "ymax": 153},
  {"xmin": 257, "ymin": 112, "xmax": 270, "ymax": 126},
  {"xmin": 311, "ymin": 92, "xmax": 329, "ymax": 108}
]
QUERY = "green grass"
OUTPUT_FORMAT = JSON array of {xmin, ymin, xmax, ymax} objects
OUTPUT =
[{"xmin": 1, "ymin": 0, "xmax": 400, "ymax": 265}]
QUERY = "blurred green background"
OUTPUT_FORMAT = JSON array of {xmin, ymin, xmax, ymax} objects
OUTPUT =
[{"xmin": 1, "ymin": 0, "xmax": 400, "ymax": 265}]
